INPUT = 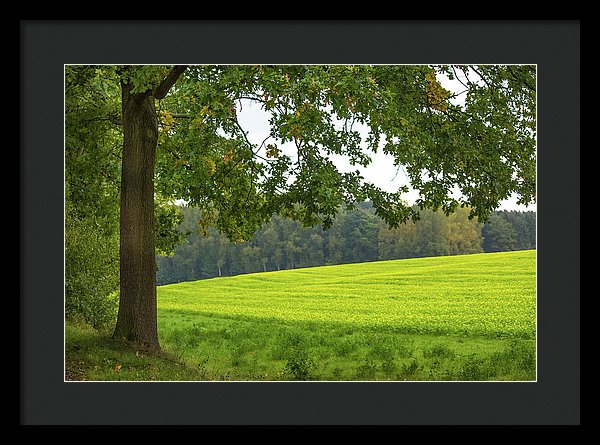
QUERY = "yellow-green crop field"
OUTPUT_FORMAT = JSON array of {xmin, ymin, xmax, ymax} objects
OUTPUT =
[{"xmin": 155, "ymin": 250, "xmax": 536, "ymax": 381}]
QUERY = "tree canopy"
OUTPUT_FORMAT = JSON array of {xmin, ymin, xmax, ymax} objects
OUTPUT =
[{"xmin": 154, "ymin": 65, "xmax": 535, "ymax": 237}]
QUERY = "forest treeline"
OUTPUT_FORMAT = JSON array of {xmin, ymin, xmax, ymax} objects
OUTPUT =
[{"xmin": 157, "ymin": 204, "xmax": 536, "ymax": 285}]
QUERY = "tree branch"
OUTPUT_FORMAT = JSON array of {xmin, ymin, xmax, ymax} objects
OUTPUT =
[
  {"xmin": 470, "ymin": 66, "xmax": 493, "ymax": 91},
  {"xmin": 451, "ymin": 65, "xmax": 470, "ymax": 90},
  {"xmin": 153, "ymin": 65, "xmax": 188, "ymax": 99},
  {"xmin": 506, "ymin": 65, "xmax": 536, "ymax": 92}
]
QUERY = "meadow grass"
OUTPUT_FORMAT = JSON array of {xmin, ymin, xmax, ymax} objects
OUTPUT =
[
  {"xmin": 159, "ymin": 251, "xmax": 535, "ymax": 338},
  {"xmin": 152, "ymin": 250, "xmax": 536, "ymax": 381},
  {"xmin": 64, "ymin": 323, "xmax": 201, "ymax": 381},
  {"xmin": 65, "ymin": 250, "xmax": 535, "ymax": 381}
]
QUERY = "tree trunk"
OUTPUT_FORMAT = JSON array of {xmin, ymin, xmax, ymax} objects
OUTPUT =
[{"xmin": 113, "ymin": 82, "xmax": 160, "ymax": 351}]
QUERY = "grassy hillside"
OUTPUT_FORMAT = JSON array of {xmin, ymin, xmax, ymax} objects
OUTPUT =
[
  {"xmin": 159, "ymin": 250, "xmax": 535, "ymax": 339},
  {"xmin": 66, "ymin": 250, "xmax": 536, "ymax": 381}
]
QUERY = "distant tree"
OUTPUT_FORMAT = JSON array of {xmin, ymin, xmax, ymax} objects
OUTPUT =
[
  {"xmin": 521, "ymin": 211, "xmax": 536, "ymax": 249},
  {"xmin": 284, "ymin": 236, "xmax": 304, "ymax": 270},
  {"xmin": 482, "ymin": 213, "xmax": 519, "ymax": 252},
  {"xmin": 503, "ymin": 210, "xmax": 536, "ymax": 249},
  {"xmin": 414, "ymin": 210, "xmax": 450, "ymax": 257},
  {"xmin": 326, "ymin": 211, "xmax": 348, "ymax": 264},
  {"xmin": 214, "ymin": 231, "xmax": 229, "ymax": 277},
  {"xmin": 378, "ymin": 216, "xmax": 418, "ymax": 260},
  {"xmin": 254, "ymin": 225, "xmax": 273, "ymax": 272},
  {"xmin": 240, "ymin": 245, "xmax": 262, "ymax": 274},
  {"xmin": 377, "ymin": 205, "xmax": 482, "ymax": 260},
  {"xmin": 305, "ymin": 232, "xmax": 326, "ymax": 267},
  {"xmin": 156, "ymin": 205, "xmax": 534, "ymax": 283},
  {"xmin": 156, "ymin": 256, "xmax": 177, "ymax": 285},
  {"xmin": 347, "ymin": 209, "xmax": 380, "ymax": 263},
  {"xmin": 442, "ymin": 206, "xmax": 484, "ymax": 255}
]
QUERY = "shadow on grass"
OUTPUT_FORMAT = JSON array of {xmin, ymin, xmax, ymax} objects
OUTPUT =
[{"xmin": 65, "ymin": 323, "xmax": 204, "ymax": 381}]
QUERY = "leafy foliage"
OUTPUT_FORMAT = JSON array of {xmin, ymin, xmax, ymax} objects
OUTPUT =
[
  {"xmin": 65, "ymin": 201, "xmax": 119, "ymax": 328},
  {"xmin": 65, "ymin": 66, "xmax": 186, "ymax": 324},
  {"xmin": 66, "ymin": 63, "xmax": 536, "ymax": 251},
  {"xmin": 65, "ymin": 67, "xmax": 122, "ymax": 326},
  {"xmin": 152, "ymin": 65, "xmax": 535, "ymax": 241},
  {"xmin": 154, "ymin": 198, "xmax": 187, "ymax": 256}
]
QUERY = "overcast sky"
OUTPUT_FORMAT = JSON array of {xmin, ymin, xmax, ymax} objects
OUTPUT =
[{"xmin": 235, "ymin": 72, "xmax": 536, "ymax": 213}]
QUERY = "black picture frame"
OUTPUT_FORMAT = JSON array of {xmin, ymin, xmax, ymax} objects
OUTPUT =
[{"xmin": 21, "ymin": 20, "xmax": 580, "ymax": 426}]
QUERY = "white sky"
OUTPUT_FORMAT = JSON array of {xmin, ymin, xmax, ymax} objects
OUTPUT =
[{"xmin": 235, "ymin": 74, "xmax": 536, "ymax": 213}]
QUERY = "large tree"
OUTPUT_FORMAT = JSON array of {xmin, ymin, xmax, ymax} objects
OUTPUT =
[{"xmin": 65, "ymin": 65, "xmax": 536, "ymax": 351}]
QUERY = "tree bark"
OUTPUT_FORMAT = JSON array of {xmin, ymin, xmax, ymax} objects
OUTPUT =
[{"xmin": 113, "ymin": 82, "xmax": 160, "ymax": 351}]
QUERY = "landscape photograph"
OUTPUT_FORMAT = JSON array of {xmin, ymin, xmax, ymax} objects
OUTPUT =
[{"xmin": 64, "ymin": 64, "xmax": 537, "ymax": 382}]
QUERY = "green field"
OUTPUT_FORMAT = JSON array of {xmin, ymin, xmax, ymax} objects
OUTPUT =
[
  {"xmin": 65, "ymin": 250, "xmax": 535, "ymax": 381},
  {"xmin": 148, "ymin": 250, "xmax": 535, "ymax": 381}
]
